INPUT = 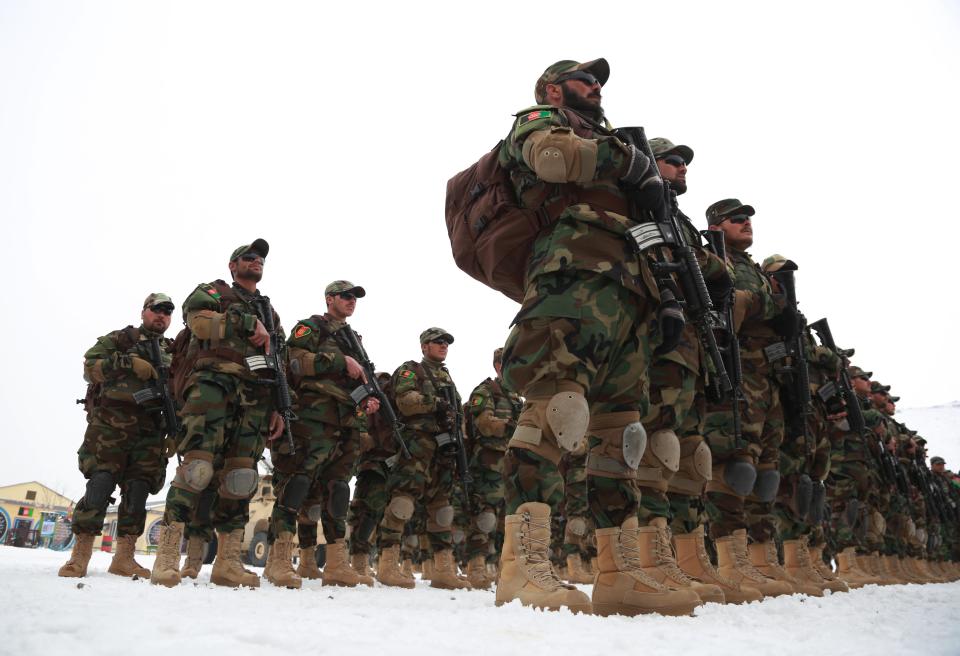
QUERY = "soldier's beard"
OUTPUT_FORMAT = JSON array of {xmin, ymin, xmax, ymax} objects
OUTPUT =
[
  {"xmin": 237, "ymin": 270, "xmax": 263, "ymax": 283},
  {"xmin": 562, "ymin": 87, "xmax": 604, "ymax": 122},
  {"xmin": 670, "ymin": 179, "xmax": 687, "ymax": 195}
]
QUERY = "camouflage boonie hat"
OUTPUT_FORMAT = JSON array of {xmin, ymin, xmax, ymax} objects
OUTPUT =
[
  {"xmin": 535, "ymin": 58, "xmax": 609, "ymax": 104},
  {"xmin": 420, "ymin": 327, "xmax": 454, "ymax": 345},
  {"xmin": 649, "ymin": 137, "xmax": 694, "ymax": 165},
  {"xmin": 229, "ymin": 238, "xmax": 269, "ymax": 262},
  {"xmin": 705, "ymin": 198, "xmax": 755, "ymax": 226},
  {"xmin": 324, "ymin": 280, "xmax": 366, "ymax": 298},
  {"xmin": 143, "ymin": 292, "xmax": 174, "ymax": 310},
  {"xmin": 931, "ymin": 456, "xmax": 946, "ymax": 465},
  {"xmin": 761, "ymin": 254, "xmax": 798, "ymax": 274},
  {"xmin": 870, "ymin": 381, "xmax": 891, "ymax": 393},
  {"xmin": 848, "ymin": 365, "xmax": 872, "ymax": 379}
]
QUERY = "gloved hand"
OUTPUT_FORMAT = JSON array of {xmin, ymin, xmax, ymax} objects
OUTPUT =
[
  {"xmin": 706, "ymin": 271, "xmax": 733, "ymax": 309},
  {"xmin": 130, "ymin": 356, "xmax": 158, "ymax": 381},
  {"xmin": 435, "ymin": 398, "xmax": 455, "ymax": 431},
  {"xmin": 620, "ymin": 144, "xmax": 662, "ymax": 207},
  {"xmin": 654, "ymin": 289, "xmax": 686, "ymax": 357}
]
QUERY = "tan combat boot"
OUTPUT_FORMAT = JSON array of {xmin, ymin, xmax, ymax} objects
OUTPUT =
[
  {"xmin": 863, "ymin": 552, "xmax": 890, "ymax": 583},
  {"xmin": 263, "ymin": 531, "xmax": 301, "ymax": 589},
  {"xmin": 431, "ymin": 549, "xmax": 472, "ymax": 590},
  {"xmin": 376, "ymin": 544, "xmax": 415, "ymax": 589},
  {"xmin": 322, "ymin": 539, "xmax": 363, "ymax": 587},
  {"xmin": 592, "ymin": 517, "xmax": 701, "ymax": 617},
  {"xmin": 350, "ymin": 552, "xmax": 376, "ymax": 586},
  {"xmin": 179, "ymin": 536, "xmax": 206, "ymax": 579},
  {"xmin": 674, "ymin": 525, "xmax": 763, "ymax": 604},
  {"xmin": 58, "ymin": 533, "xmax": 95, "ymax": 578},
  {"xmin": 107, "ymin": 534, "xmax": 150, "ymax": 578},
  {"xmin": 296, "ymin": 545, "xmax": 322, "ymax": 580},
  {"xmin": 836, "ymin": 547, "xmax": 879, "ymax": 588},
  {"xmin": 808, "ymin": 543, "xmax": 841, "ymax": 583},
  {"xmin": 783, "ymin": 539, "xmax": 848, "ymax": 594},
  {"xmin": 749, "ymin": 541, "xmax": 820, "ymax": 596},
  {"xmin": 495, "ymin": 502, "xmax": 591, "ymax": 613},
  {"xmin": 467, "ymin": 554, "xmax": 493, "ymax": 589},
  {"xmin": 210, "ymin": 528, "xmax": 260, "ymax": 588},
  {"xmin": 565, "ymin": 553, "xmax": 594, "ymax": 585},
  {"xmin": 419, "ymin": 557, "xmax": 433, "ymax": 581},
  {"xmin": 715, "ymin": 529, "xmax": 793, "ymax": 598},
  {"xmin": 638, "ymin": 518, "xmax": 725, "ymax": 604},
  {"xmin": 150, "ymin": 521, "xmax": 184, "ymax": 587},
  {"xmin": 879, "ymin": 555, "xmax": 906, "ymax": 584}
]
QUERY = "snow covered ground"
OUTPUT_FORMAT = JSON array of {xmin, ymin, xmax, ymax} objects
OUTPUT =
[{"xmin": 4, "ymin": 546, "xmax": 958, "ymax": 656}]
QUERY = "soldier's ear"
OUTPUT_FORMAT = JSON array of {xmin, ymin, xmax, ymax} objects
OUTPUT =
[{"xmin": 228, "ymin": 260, "xmax": 238, "ymax": 280}]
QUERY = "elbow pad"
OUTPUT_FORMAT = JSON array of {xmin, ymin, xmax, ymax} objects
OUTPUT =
[
  {"xmin": 521, "ymin": 127, "xmax": 598, "ymax": 184},
  {"xmin": 188, "ymin": 310, "xmax": 227, "ymax": 340},
  {"xmin": 396, "ymin": 390, "xmax": 434, "ymax": 416}
]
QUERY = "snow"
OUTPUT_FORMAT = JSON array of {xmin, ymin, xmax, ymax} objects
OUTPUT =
[{"xmin": 4, "ymin": 546, "xmax": 958, "ymax": 656}]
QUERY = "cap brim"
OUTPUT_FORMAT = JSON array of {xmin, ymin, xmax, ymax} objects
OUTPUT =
[
  {"xmin": 442, "ymin": 332, "xmax": 455, "ymax": 344},
  {"xmin": 348, "ymin": 286, "xmax": 366, "ymax": 298},
  {"xmin": 250, "ymin": 238, "xmax": 269, "ymax": 258},
  {"xmin": 580, "ymin": 58, "xmax": 610, "ymax": 86},
  {"xmin": 660, "ymin": 144, "xmax": 694, "ymax": 164}
]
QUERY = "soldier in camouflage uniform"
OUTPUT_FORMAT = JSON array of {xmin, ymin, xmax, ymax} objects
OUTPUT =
[
  {"xmin": 59, "ymin": 293, "xmax": 176, "ymax": 579},
  {"xmin": 930, "ymin": 456, "xmax": 960, "ymax": 578},
  {"xmin": 495, "ymin": 58, "xmax": 700, "ymax": 616},
  {"xmin": 701, "ymin": 201, "xmax": 795, "ymax": 598},
  {"xmin": 151, "ymin": 239, "xmax": 287, "ymax": 588},
  {"xmin": 376, "ymin": 328, "xmax": 471, "ymax": 590},
  {"xmin": 262, "ymin": 281, "xmax": 377, "ymax": 589},
  {"xmin": 463, "ymin": 347, "xmax": 522, "ymax": 588}
]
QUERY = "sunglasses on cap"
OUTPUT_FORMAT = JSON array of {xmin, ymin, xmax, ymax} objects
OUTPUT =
[
  {"xmin": 429, "ymin": 338, "xmax": 451, "ymax": 346},
  {"xmin": 720, "ymin": 214, "xmax": 751, "ymax": 225},
  {"xmin": 660, "ymin": 155, "xmax": 687, "ymax": 167},
  {"xmin": 555, "ymin": 71, "xmax": 600, "ymax": 87},
  {"xmin": 239, "ymin": 253, "xmax": 264, "ymax": 263},
  {"xmin": 149, "ymin": 305, "xmax": 174, "ymax": 316}
]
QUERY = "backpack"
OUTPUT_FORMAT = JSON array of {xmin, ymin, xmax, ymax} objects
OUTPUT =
[
  {"xmin": 444, "ymin": 143, "xmax": 556, "ymax": 304},
  {"xmin": 168, "ymin": 327, "xmax": 194, "ymax": 403}
]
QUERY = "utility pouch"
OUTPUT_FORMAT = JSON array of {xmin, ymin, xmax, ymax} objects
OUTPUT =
[
  {"xmin": 763, "ymin": 342, "xmax": 788, "ymax": 363},
  {"xmin": 133, "ymin": 387, "xmax": 161, "ymax": 405}
]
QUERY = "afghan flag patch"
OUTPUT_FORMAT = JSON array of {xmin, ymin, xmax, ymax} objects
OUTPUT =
[
  {"xmin": 518, "ymin": 109, "xmax": 552, "ymax": 126},
  {"xmin": 471, "ymin": 397, "xmax": 482, "ymax": 406},
  {"xmin": 400, "ymin": 370, "xmax": 415, "ymax": 380},
  {"xmin": 205, "ymin": 287, "xmax": 221, "ymax": 300},
  {"xmin": 294, "ymin": 324, "xmax": 312, "ymax": 338}
]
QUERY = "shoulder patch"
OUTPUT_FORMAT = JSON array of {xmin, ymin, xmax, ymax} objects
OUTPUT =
[
  {"xmin": 204, "ymin": 285, "xmax": 221, "ymax": 300},
  {"xmin": 471, "ymin": 396, "xmax": 483, "ymax": 406},
  {"xmin": 400, "ymin": 370, "xmax": 415, "ymax": 381},
  {"xmin": 518, "ymin": 109, "xmax": 553, "ymax": 126},
  {"xmin": 293, "ymin": 324, "xmax": 312, "ymax": 338}
]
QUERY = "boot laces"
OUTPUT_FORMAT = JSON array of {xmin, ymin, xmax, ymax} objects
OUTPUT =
[
  {"xmin": 734, "ymin": 540, "xmax": 769, "ymax": 581},
  {"xmin": 618, "ymin": 527, "xmax": 670, "ymax": 591},
  {"xmin": 695, "ymin": 537, "xmax": 736, "ymax": 587},
  {"xmin": 520, "ymin": 514, "xmax": 565, "ymax": 590},
  {"xmin": 653, "ymin": 527, "xmax": 694, "ymax": 584},
  {"xmin": 798, "ymin": 543, "xmax": 826, "ymax": 583}
]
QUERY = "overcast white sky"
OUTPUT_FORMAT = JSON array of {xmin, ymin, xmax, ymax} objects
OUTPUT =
[{"xmin": 1, "ymin": 1, "xmax": 958, "ymax": 498}]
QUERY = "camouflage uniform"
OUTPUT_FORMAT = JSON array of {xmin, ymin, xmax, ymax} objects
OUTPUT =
[
  {"xmin": 347, "ymin": 403, "xmax": 395, "ymax": 557},
  {"xmin": 73, "ymin": 321, "xmax": 172, "ymax": 538}
]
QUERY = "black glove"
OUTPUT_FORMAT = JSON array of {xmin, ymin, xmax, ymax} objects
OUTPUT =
[
  {"xmin": 620, "ymin": 144, "xmax": 662, "ymax": 208},
  {"xmin": 705, "ymin": 271, "xmax": 733, "ymax": 309},
  {"xmin": 435, "ymin": 398, "xmax": 455, "ymax": 431},
  {"xmin": 654, "ymin": 289, "xmax": 686, "ymax": 357}
]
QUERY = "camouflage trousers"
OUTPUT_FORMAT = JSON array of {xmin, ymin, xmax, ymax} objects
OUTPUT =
[
  {"xmin": 269, "ymin": 407, "xmax": 359, "ymax": 547},
  {"xmin": 560, "ymin": 451, "xmax": 590, "ymax": 556},
  {"xmin": 502, "ymin": 271, "xmax": 655, "ymax": 529},
  {"xmin": 347, "ymin": 455, "xmax": 390, "ymax": 556},
  {"xmin": 73, "ymin": 404, "xmax": 168, "ymax": 537},
  {"xmin": 379, "ymin": 429, "xmax": 456, "ymax": 552},
  {"xmin": 163, "ymin": 372, "xmax": 273, "ymax": 533},
  {"xmin": 774, "ymin": 408, "xmax": 832, "ymax": 541},
  {"xmin": 825, "ymin": 455, "xmax": 872, "ymax": 553},
  {"xmin": 465, "ymin": 445, "xmax": 506, "ymax": 561}
]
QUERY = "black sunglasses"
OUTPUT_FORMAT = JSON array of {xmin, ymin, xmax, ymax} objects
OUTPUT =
[
  {"xmin": 556, "ymin": 71, "xmax": 600, "ymax": 87},
  {"xmin": 721, "ymin": 214, "xmax": 751, "ymax": 224},
  {"xmin": 660, "ymin": 155, "xmax": 687, "ymax": 167},
  {"xmin": 149, "ymin": 305, "xmax": 174, "ymax": 316},
  {"xmin": 338, "ymin": 292, "xmax": 357, "ymax": 301},
  {"xmin": 239, "ymin": 253, "xmax": 264, "ymax": 263},
  {"xmin": 430, "ymin": 339, "xmax": 451, "ymax": 346}
]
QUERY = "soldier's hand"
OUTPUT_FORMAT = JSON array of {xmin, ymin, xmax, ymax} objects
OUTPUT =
[
  {"xmin": 250, "ymin": 320, "xmax": 270, "ymax": 352},
  {"xmin": 130, "ymin": 356, "xmax": 158, "ymax": 381},
  {"xmin": 653, "ymin": 289, "xmax": 686, "ymax": 357},
  {"xmin": 345, "ymin": 356, "xmax": 367, "ymax": 381},
  {"xmin": 364, "ymin": 397, "xmax": 381, "ymax": 414},
  {"xmin": 706, "ymin": 271, "xmax": 733, "ymax": 308},
  {"xmin": 267, "ymin": 411, "xmax": 284, "ymax": 441}
]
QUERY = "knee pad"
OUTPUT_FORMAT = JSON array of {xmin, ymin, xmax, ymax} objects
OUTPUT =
[
  {"xmin": 327, "ymin": 480, "xmax": 351, "ymax": 520},
  {"xmin": 279, "ymin": 474, "xmax": 311, "ymax": 512},
  {"xmin": 669, "ymin": 436, "xmax": 713, "ymax": 495},
  {"xmin": 84, "ymin": 471, "xmax": 116, "ymax": 509},
  {"xmin": 355, "ymin": 514, "xmax": 378, "ymax": 543},
  {"xmin": 475, "ymin": 510, "xmax": 497, "ymax": 534},
  {"xmin": 722, "ymin": 459, "xmax": 757, "ymax": 497},
  {"xmin": 546, "ymin": 389, "xmax": 590, "ymax": 452},
  {"xmin": 403, "ymin": 534, "xmax": 419, "ymax": 550},
  {"xmin": 303, "ymin": 504, "xmax": 323, "ymax": 523},
  {"xmin": 586, "ymin": 412, "xmax": 645, "ymax": 479},
  {"xmin": 428, "ymin": 504, "xmax": 455, "ymax": 532},
  {"xmin": 172, "ymin": 450, "xmax": 214, "ymax": 493},
  {"xmin": 637, "ymin": 428, "xmax": 679, "ymax": 487},
  {"xmin": 452, "ymin": 529, "xmax": 465, "ymax": 545},
  {"xmin": 219, "ymin": 457, "xmax": 258, "ymax": 500},
  {"xmin": 387, "ymin": 495, "xmax": 415, "ymax": 522},
  {"xmin": 808, "ymin": 480, "xmax": 826, "ymax": 523},
  {"xmin": 122, "ymin": 479, "xmax": 150, "ymax": 515},
  {"xmin": 564, "ymin": 516, "xmax": 587, "ymax": 543},
  {"xmin": 753, "ymin": 468, "xmax": 780, "ymax": 503},
  {"xmin": 794, "ymin": 474, "xmax": 813, "ymax": 518}
]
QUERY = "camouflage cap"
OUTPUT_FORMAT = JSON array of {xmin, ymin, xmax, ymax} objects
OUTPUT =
[
  {"xmin": 761, "ymin": 254, "xmax": 798, "ymax": 274},
  {"xmin": 420, "ymin": 327, "xmax": 454, "ymax": 345},
  {"xmin": 534, "ymin": 58, "xmax": 609, "ymax": 104},
  {"xmin": 705, "ymin": 198, "xmax": 755, "ymax": 226},
  {"xmin": 143, "ymin": 292, "xmax": 174, "ymax": 310},
  {"xmin": 649, "ymin": 137, "xmax": 694, "ymax": 165},
  {"xmin": 324, "ymin": 280, "xmax": 366, "ymax": 298},
  {"xmin": 229, "ymin": 238, "xmax": 269, "ymax": 262},
  {"xmin": 848, "ymin": 365, "xmax": 872, "ymax": 379},
  {"xmin": 870, "ymin": 381, "xmax": 891, "ymax": 393},
  {"xmin": 931, "ymin": 456, "xmax": 945, "ymax": 465}
]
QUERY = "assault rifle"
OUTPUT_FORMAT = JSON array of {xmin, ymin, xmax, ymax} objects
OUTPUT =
[
  {"xmin": 808, "ymin": 317, "xmax": 866, "ymax": 434},
  {"xmin": 913, "ymin": 452, "xmax": 953, "ymax": 523},
  {"xmin": 335, "ymin": 325, "xmax": 411, "ymax": 460},
  {"xmin": 767, "ymin": 268, "xmax": 812, "ymax": 450},
  {"xmin": 701, "ymin": 230, "xmax": 744, "ymax": 448},
  {"xmin": 614, "ymin": 126, "xmax": 732, "ymax": 394},
  {"xmin": 132, "ymin": 337, "xmax": 181, "ymax": 440},
  {"xmin": 440, "ymin": 385, "xmax": 473, "ymax": 512},
  {"xmin": 248, "ymin": 297, "xmax": 296, "ymax": 455}
]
